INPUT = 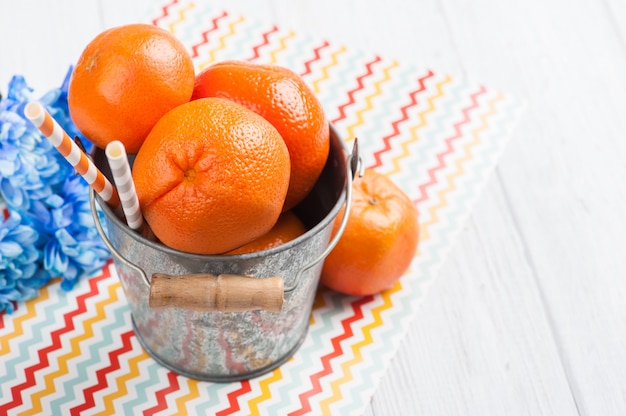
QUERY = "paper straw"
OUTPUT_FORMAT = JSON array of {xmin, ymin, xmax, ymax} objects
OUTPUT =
[
  {"xmin": 24, "ymin": 102, "xmax": 120, "ymax": 208},
  {"xmin": 105, "ymin": 141, "xmax": 144, "ymax": 230}
]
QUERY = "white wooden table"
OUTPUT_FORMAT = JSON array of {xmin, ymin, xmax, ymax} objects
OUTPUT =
[{"xmin": 2, "ymin": 1, "xmax": 626, "ymax": 415}]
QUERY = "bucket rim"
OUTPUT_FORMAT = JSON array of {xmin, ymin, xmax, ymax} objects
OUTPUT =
[{"xmin": 93, "ymin": 124, "xmax": 350, "ymax": 263}]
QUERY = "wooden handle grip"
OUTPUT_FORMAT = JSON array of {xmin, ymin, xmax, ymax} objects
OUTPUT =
[{"xmin": 149, "ymin": 273, "xmax": 284, "ymax": 313}]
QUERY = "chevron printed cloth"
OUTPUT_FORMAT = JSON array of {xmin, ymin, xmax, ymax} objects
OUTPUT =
[{"xmin": 0, "ymin": 1, "xmax": 525, "ymax": 414}]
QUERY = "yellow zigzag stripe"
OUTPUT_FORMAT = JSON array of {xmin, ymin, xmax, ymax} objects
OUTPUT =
[
  {"xmin": 388, "ymin": 75, "xmax": 451, "ymax": 177},
  {"xmin": 197, "ymin": 15, "xmax": 245, "ymax": 71},
  {"xmin": 346, "ymin": 60, "xmax": 399, "ymax": 142},
  {"xmin": 311, "ymin": 46, "xmax": 346, "ymax": 95},
  {"xmin": 167, "ymin": 1, "xmax": 196, "ymax": 35},
  {"xmin": 0, "ymin": 280, "xmax": 53, "ymax": 356},
  {"xmin": 420, "ymin": 91, "xmax": 503, "ymax": 243},
  {"xmin": 28, "ymin": 280, "xmax": 122, "ymax": 415},
  {"xmin": 247, "ymin": 366, "xmax": 284, "ymax": 414},
  {"xmin": 95, "ymin": 286, "xmax": 150, "ymax": 416},
  {"xmin": 268, "ymin": 31, "xmax": 296, "ymax": 65},
  {"xmin": 174, "ymin": 378, "xmax": 200, "ymax": 415},
  {"xmin": 98, "ymin": 349, "xmax": 150, "ymax": 416},
  {"xmin": 319, "ymin": 280, "xmax": 402, "ymax": 413}
]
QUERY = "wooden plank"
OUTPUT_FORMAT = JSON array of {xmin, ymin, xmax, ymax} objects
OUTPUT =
[
  {"xmin": 0, "ymin": 0, "xmax": 104, "ymax": 94},
  {"xmin": 437, "ymin": 0, "xmax": 626, "ymax": 415}
]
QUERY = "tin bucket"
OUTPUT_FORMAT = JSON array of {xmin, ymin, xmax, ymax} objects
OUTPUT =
[{"xmin": 89, "ymin": 127, "xmax": 359, "ymax": 382}]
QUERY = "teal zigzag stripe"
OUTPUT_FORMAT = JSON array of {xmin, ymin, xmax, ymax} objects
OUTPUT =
[
  {"xmin": 190, "ymin": 382, "xmax": 233, "ymax": 414},
  {"xmin": 357, "ymin": 62, "xmax": 418, "ymax": 139},
  {"xmin": 275, "ymin": 32, "xmax": 315, "ymax": 74},
  {"xmin": 122, "ymin": 357, "xmax": 170, "ymax": 413},
  {"xmin": 334, "ymin": 282, "xmax": 421, "ymax": 414},
  {"xmin": 48, "ymin": 274, "xmax": 129, "ymax": 410},
  {"xmin": 220, "ymin": 16, "xmax": 264, "ymax": 62},
  {"xmin": 173, "ymin": 1, "xmax": 207, "ymax": 49},
  {"xmin": 393, "ymin": 75, "xmax": 467, "ymax": 193},
  {"xmin": 431, "ymin": 93, "xmax": 524, "ymax": 264},
  {"xmin": 318, "ymin": 48, "xmax": 367, "ymax": 125},
  {"xmin": 414, "ymin": 92, "xmax": 514, "ymax": 280},
  {"xmin": 0, "ymin": 281, "xmax": 70, "ymax": 394},
  {"xmin": 368, "ymin": 66, "xmax": 435, "ymax": 171},
  {"xmin": 346, "ymin": 62, "xmax": 420, "ymax": 168}
]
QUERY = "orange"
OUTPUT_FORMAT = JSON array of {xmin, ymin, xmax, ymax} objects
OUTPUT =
[
  {"xmin": 68, "ymin": 23, "xmax": 195, "ymax": 153},
  {"xmin": 320, "ymin": 169, "xmax": 419, "ymax": 296},
  {"xmin": 131, "ymin": 97, "xmax": 291, "ymax": 255},
  {"xmin": 226, "ymin": 211, "xmax": 307, "ymax": 254},
  {"xmin": 192, "ymin": 60, "xmax": 330, "ymax": 211}
]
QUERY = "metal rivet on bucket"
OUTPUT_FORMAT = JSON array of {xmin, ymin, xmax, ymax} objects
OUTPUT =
[{"xmin": 89, "ymin": 126, "xmax": 360, "ymax": 382}]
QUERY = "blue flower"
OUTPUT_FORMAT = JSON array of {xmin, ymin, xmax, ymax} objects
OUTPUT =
[
  {"xmin": 0, "ymin": 211, "xmax": 49, "ymax": 314},
  {"xmin": 0, "ymin": 69, "xmax": 110, "ymax": 313},
  {"xmin": 0, "ymin": 72, "xmax": 75, "ymax": 211},
  {"xmin": 41, "ymin": 175, "xmax": 109, "ymax": 290}
]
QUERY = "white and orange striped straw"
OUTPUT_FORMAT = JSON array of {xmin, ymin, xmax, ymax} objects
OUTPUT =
[
  {"xmin": 105, "ymin": 140, "xmax": 144, "ymax": 230},
  {"xmin": 24, "ymin": 102, "xmax": 120, "ymax": 208}
]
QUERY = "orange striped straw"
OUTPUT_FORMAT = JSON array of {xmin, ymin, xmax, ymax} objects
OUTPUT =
[
  {"xmin": 24, "ymin": 102, "xmax": 120, "ymax": 208},
  {"xmin": 105, "ymin": 140, "xmax": 143, "ymax": 230}
]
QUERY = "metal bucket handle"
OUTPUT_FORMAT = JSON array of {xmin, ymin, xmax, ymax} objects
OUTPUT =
[{"xmin": 89, "ymin": 140, "xmax": 361, "ymax": 313}]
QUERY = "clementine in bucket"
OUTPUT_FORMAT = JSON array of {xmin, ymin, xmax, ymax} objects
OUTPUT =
[
  {"xmin": 226, "ymin": 211, "xmax": 308, "ymax": 254},
  {"xmin": 68, "ymin": 23, "xmax": 195, "ymax": 153},
  {"xmin": 192, "ymin": 61, "xmax": 330, "ymax": 211},
  {"xmin": 131, "ymin": 97, "xmax": 291, "ymax": 255},
  {"xmin": 321, "ymin": 169, "xmax": 419, "ymax": 296}
]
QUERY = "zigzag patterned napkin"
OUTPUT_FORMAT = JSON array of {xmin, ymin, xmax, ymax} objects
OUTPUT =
[{"xmin": 0, "ymin": 1, "xmax": 524, "ymax": 414}]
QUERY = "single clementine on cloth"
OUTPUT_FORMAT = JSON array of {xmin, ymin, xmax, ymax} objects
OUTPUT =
[
  {"xmin": 226, "ymin": 211, "xmax": 307, "ymax": 255},
  {"xmin": 131, "ymin": 97, "xmax": 291, "ymax": 255},
  {"xmin": 192, "ymin": 60, "xmax": 330, "ymax": 211},
  {"xmin": 320, "ymin": 169, "xmax": 419, "ymax": 296},
  {"xmin": 68, "ymin": 23, "xmax": 195, "ymax": 153}
]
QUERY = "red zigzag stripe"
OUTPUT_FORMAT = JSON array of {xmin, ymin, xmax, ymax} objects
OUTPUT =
[
  {"xmin": 144, "ymin": 371, "xmax": 181, "ymax": 416},
  {"xmin": 216, "ymin": 380, "xmax": 252, "ymax": 416},
  {"xmin": 331, "ymin": 56, "xmax": 382, "ymax": 125},
  {"xmin": 290, "ymin": 296, "xmax": 372, "ymax": 416},
  {"xmin": 189, "ymin": 11, "xmax": 229, "ymax": 58},
  {"xmin": 0, "ymin": 264, "xmax": 113, "ymax": 414},
  {"xmin": 414, "ymin": 85, "xmax": 486, "ymax": 205},
  {"xmin": 300, "ymin": 41, "xmax": 330, "ymax": 77},
  {"xmin": 248, "ymin": 25, "xmax": 279, "ymax": 62},
  {"xmin": 151, "ymin": 0, "xmax": 178, "ymax": 26},
  {"xmin": 70, "ymin": 328, "xmax": 135, "ymax": 415},
  {"xmin": 370, "ymin": 70, "xmax": 434, "ymax": 169}
]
